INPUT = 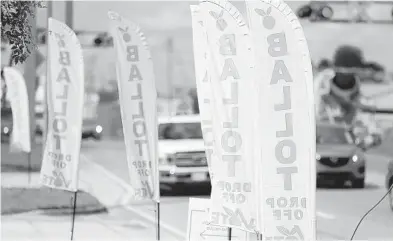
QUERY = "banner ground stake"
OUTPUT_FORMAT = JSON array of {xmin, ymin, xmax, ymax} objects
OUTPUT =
[
  {"xmin": 228, "ymin": 227, "xmax": 232, "ymax": 240},
  {"xmin": 70, "ymin": 191, "xmax": 78, "ymax": 241},
  {"xmin": 156, "ymin": 201, "xmax": 161, "ymax": 240},
  {"xmin": 27, "ymin": 152, "xmax": 31, "ymax": 185}
]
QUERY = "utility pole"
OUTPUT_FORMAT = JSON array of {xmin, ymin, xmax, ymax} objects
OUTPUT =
[
  {"xmin": 23, "ymin": 5, "xmax": 37, "ymax": 181},
  {"xmin": 166, "ymin": 37, "xmax": 173, "ymax": 114},
  {"xmin": 65, "ymin": 1, "xmax": 74, "ymax": 29},
  {"xmin": 42, "ymin": 0, "xmax": 53, "ymax": 152}
]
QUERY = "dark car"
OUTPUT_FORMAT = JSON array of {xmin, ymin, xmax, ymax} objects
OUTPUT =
[
  {"xmin": 1, "ymin": 107, "xmax": 12, "ymax": 142},
  {"xmin": 386, "ymin": 160, "xmax": 393, "ymax": 211},
  {"xmin": 1, "ymin": 109, "xmax": 45, "ymax": 143},
  {"xmin": 35, "ymin": 117, "xmax": 103, "ymax": 140},
  {"xmin": 316, "ymin": 122, "xmax": 373, "ymax": 188},
  {"xmin": 2, "ymin": 108, "xmax": 103, "ymax": 142}
]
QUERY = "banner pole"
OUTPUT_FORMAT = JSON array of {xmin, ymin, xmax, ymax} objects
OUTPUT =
[
  {"xmin": 42, "ymin": 0, "xmax": 52, "ymax": 157},
  {"xmin": 166, "ymin": 37, "xmax": 173, "ymax": 115},
  {"xmin": 156, "ymin": 201, "xmax": 161, "ymax": 240},
  {"xmin": 70, "ymin": 191, "xmax": 78, "ymax": 241},
  {"xmin": 228, "ymin": 227, "xmax": 232, "ymax": 240},
  {"xmin": 27, "ymin": 152, "xmax": 31, "ymax": 184},
  {"xmin": 24, "ymin": 6, "xmax": 36, "ymax": 188}
]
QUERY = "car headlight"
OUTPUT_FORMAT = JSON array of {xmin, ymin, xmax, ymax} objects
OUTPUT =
[
  {"xmin": 316, "ymin": 153, "xmax": 321, "ymax": 161},
  {"xmin": 95, "ymin": 125, "xmax": 103, "ymax": 133},
  {"xmin": 3, "ymin": 127, "xmax": 9, "ymax": 134},
  {"xmin": 352, "ymin": 155, "xmax": 359, "ymax": 162}
]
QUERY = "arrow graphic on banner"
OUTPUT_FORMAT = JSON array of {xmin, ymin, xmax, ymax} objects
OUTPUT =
[{"xmin": 200, "ymin": 230, "xmax": 238, "ymax": 240}]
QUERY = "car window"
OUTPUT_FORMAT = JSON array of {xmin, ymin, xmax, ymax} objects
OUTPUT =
[
  {"xmin": 316, "ymin": 125, "xmax": 354, "ymax": 145},
  {"xmin": 158, "ymin": 122, "xmax": 203, "ymax": 140}
]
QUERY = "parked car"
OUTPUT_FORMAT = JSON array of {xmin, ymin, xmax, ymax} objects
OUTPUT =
[
  {"xmin": 1, "ymin": 111, "xmax": 12, "ymax": 143},
  {"xmin": 386, "ymin": 160, "xmax": 393, "ymax": 211},
  {"xmin": 316, "ymin": 122, "xmax": 372, "ymax": 188},
  {"xmin": 2, "ymin": 109, "xmax": 103, "ymax": 142},
  {"xmin": 1, "ymin": 113, "xmax": 43, "ymax": 143},
  {"xmin": 158, "ymin": 114, "xmax": 209, "ymax": 186},
  {"xmin": 35, "ymin": 117, "xmax": 103, "ymax": 140}
]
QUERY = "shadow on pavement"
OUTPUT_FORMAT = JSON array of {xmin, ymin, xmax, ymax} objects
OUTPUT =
[
  {"xmin": 317, "ymin": 182, "xmax": 380, "ymax": 191},
  {"xmin": 160, "ymin": 183, "xmax": 211, "ymax": 197}
]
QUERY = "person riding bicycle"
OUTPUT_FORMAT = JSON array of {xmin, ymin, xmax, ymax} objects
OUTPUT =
[{"xmin": 315, "ymin": 45, "xmax": 363, "ymax": 125}]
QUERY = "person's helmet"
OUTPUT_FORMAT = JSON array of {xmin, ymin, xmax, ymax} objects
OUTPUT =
[{"xmin": 330, "ymin": 45, "xmax": 363, "ymax": 101}]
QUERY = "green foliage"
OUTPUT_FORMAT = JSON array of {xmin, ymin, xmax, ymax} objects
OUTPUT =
[{"xmin": 1, "ymin": 1, "xmax": 45, "ymax": 65}]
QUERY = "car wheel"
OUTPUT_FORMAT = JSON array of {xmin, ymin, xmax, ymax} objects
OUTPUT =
[{"xmin": 352, "ymin": 178, "xmax": 365, "ymax": 189}]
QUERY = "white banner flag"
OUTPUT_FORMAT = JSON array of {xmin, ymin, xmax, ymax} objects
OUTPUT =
[
  {"xmin": 40, "ymin": 18, "xmax": 85, "ymax": 192},
  {"xmin": 108, "ymin": 11, "xmax": 159, "ymax": 202},
  {"xmin": 3, "ymin": 67, "xmax": 31, "ymax": 153},
  {"xmin": 199, "ymin": 0, "xmax": 259, "ymax": 232},
  {"xmin": 246, "ymin": 0, "xmax": 316, "ymax": 240},
  {"xmin": 190, "ymin": 5, "xmax": 215, "ymax": 181}
]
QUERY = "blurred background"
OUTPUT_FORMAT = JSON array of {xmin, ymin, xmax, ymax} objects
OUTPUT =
[
  {"xmin": 2, "ymin": 2, "xmax": 393, "ymax": 240},
  {"xmin": 2, "ymin": 1, "xmax": 393, "ymax": 139}
]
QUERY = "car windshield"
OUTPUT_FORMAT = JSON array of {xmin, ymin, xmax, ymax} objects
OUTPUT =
[
  {"xmin": 158, "ymin": 122, "xmax": 203, "ymax": 140},
  {"xmin": 316, "ymin": 125, "xmax": 354, "ymax": 145}
]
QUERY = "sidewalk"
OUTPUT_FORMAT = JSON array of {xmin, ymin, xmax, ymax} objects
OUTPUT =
[
  {"xmin": 1, "ymin": 145, "xmax": 183, "ymax": 241},
  {"xmin": 1, "ymin": 210, "xmax": 173, "ymax": 241}
]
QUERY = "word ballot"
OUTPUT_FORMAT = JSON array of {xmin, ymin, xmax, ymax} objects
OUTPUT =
[
  {"xmin": 40, "ymin": 18, "xmax": 84, "ymax": 192},
  {"xmin": 108, "ymin": 11, "xmax": 159, "ymax": 202}
]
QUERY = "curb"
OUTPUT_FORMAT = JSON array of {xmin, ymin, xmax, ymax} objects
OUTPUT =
[
  {"xmin": 1, "ymin": 207, "xmax": 108, "ymax": 217},
  {"xmin": 41, "ymin": 207, "xmax": 108, "ymax": 216}
]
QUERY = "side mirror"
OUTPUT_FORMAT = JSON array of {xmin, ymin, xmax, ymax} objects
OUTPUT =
[{"xmin": 317, "ymin": 5, "xmax": 334, "ymax": 20}]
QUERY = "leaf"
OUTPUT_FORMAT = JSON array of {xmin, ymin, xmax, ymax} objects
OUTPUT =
[
  {"xmin": 267, "ymin": 6, "xmax": 272, "ymax": 15},
  {"xmin": 1, "ymin": 0, "xmax": 42, "ymax": 65},
  {"xmin": 255, "ymin": 9, "xmax": 266, "ymax": 16}
]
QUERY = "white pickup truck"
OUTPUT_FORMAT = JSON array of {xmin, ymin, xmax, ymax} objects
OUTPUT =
[{"xmin": 158, "ymin": 115, "xmax": 210, "ymax": 185}]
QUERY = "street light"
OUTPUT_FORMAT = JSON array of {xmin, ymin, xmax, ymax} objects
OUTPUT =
[
  {"xmin": 296, "ymin": 3, "xmax": 334, "ymax": 21},
  {"xmin": 320, "ymin": 5, "xmax": 334, "ymax": 20}
]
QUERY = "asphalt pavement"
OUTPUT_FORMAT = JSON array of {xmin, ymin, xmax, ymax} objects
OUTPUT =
[{"xmin": 81, "ymin": 139, "xmax": 393, "ymax": 240}]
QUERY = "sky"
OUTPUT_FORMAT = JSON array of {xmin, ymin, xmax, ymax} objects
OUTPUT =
[{"xmin": 29, "ymin": 1, "xmax": 393, "ymax": 94}]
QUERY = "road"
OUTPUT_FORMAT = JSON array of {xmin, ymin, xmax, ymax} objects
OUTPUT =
[{"xmin": 81, "ymin": 139, "xmax": 393, "ymax": 240}]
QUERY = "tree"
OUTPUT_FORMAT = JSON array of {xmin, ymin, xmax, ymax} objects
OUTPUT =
[{"xmin": 1, "ymin": 1, "xmax": 45, "ymax": 65}]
